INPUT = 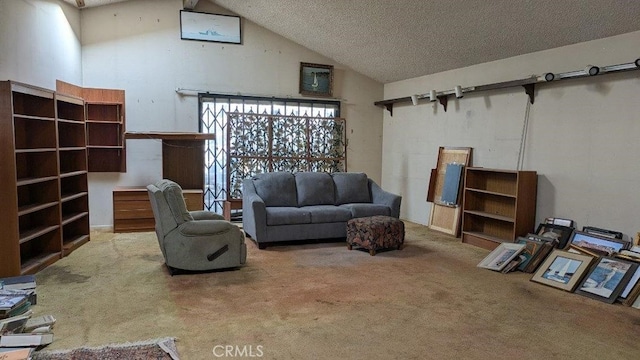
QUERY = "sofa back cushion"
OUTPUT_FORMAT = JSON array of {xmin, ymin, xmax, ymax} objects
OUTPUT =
[
  {"xmin": 252, "ymin": 172, "xmax": 297, "ymax": 207},
  {"xmin": 332, "ymin": 172, "xmax": 371, "ymax": 205},
  {"xmin": 295, "ymin": 172, "xmax": 335, "ymax": 206}
]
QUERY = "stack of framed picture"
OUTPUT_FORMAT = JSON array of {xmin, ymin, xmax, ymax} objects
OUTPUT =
[
  {"xmin": 477, "ymin": 221, "xmax": 640, "ymax": 306},
  {"xmin": 515, "ymin": 234, "xmax": 556, "ymax": 273},
  {"xmin": 426, "ymin": 147, "xmax": 472, "ymax": 237},
  {"xmin": 530, "ymin": 230, "xmax": 640, "ymax": 305}
]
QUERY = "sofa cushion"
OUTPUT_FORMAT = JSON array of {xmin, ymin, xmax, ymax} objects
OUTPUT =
[
  {"xmin": 295, "ymin": 172, "xmax": 335, "ymax": 206},
  {"xmin": 252, "ymin": 172, "xmax": 297, "ymax": 207},
  {"xmin": 340, "ymin": 203, "xmax": 391, "ymax": 218},
  {"xmin": 304, "ymin": 205, "xmax": 352, "ymax": 224},
  {"xmin": 332, "ymin": 172, "xmax": 371, "ymax": 205},
  {"xmin": 155, "ymin": 179, "xmax": 194, "ymax": 224},
  {"xmin": 266, "ymin": 207, "xmax": 311, "ymax": 226}
]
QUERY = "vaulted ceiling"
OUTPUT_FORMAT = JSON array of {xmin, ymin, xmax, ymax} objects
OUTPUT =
[{"xmin": 63, "ymin": 0, "xmax": 640, "ymax": 84}]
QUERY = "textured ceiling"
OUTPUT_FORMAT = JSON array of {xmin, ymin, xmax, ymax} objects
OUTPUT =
[
  {"xmin": 64, "ymin": 0, "xmax": 640, "ymax": 84},
  {"xmin": 61, "ymin": 0, "xmax": 129, "ymax": 7}
]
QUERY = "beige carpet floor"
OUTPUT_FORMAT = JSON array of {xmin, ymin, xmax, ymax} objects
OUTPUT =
[{"xmin": 33, "ymin": 222, "xmax": 640, "ymax": 360}]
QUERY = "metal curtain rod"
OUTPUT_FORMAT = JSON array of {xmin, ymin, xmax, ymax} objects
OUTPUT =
[
  {"xmin": 175, "ymin": 87, "xmax": 347, "ymax": 102},
  {"xmin": 374, "ymin": 58, "xmax": 640, "ymax": 116}
]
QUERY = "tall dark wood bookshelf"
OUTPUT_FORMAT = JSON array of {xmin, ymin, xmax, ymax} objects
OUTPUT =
[
  {"xmin": 56, "ymin": 93, "xmax": 90, "ymax": 255},
  {"xmin": 0, "ymin": 80, "xmax": 90, "ymax": 277}
]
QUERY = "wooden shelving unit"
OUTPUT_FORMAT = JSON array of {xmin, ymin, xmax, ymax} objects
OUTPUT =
[
  {"xmin": 83, "ymin": 88, "xmax": 126, "ymax": 172},
  {"xmin": 56, "ymin": 81, "xmax": 126, "ymax": 173},
  {"xmin": 0, "ymin": 81, "xmax": 92, "ymax": 277},
  {"xmin": 1, "ymin": 82, "xmax": 57, "ymax": 276},
  {"xmin": 461, "ymin": 167, "xmax": 537, "ymax": 251},
  {"xmin": 124, "ymin": 132, "xmax": 213, "ymax": 190},
  {"xmin": 56, "ymin": 93, "xmax": 90, "ymax": 255}
]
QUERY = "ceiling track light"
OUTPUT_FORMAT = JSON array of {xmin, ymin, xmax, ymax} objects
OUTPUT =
[
  {"xmin": 375, "ymin": 57, "xmax": 640, "ymax": 116},
  {"xmin": 454, "ymin": 85, "xmax": 463, "ymax": 98},
  {"xmin": 585, "ymin": 65, "xmax": 600, "ymax": 76}
]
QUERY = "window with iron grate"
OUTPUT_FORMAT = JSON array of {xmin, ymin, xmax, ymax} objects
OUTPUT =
[{"xmin": 199, "ymin": 94, "xmax": 345, "ymax": 213}]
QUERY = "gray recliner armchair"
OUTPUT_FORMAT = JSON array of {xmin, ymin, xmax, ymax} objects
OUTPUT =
[{"xmin": 147, "ymin": 179, "xmax": 247, "ymax": 275}]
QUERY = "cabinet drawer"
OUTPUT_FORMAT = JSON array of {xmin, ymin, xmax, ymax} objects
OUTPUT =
[
  {"xmin": 113, "ymin": 200, "xmax": 153, "ymax": 219},
  {"xmin": 113, "ymin": 191, "xmax": 149, "ymax": 201},
  {"xmin": 113, "ymin": 218, "xmax": 155, "ymax": 233}
]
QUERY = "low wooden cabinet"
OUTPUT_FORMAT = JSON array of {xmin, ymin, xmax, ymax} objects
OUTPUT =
[
  {"xmin": 113, "ymin": 187, "xmax": 203, "ymax": 233},
  {"xmin": 461, "ymin": 168, "xmax": 537, "ymax": 250}
]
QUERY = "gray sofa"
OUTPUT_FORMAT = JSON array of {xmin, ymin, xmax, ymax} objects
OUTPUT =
[{"xmin": 242, "ymin": 172, "xmax": 401, "ymax": 249}]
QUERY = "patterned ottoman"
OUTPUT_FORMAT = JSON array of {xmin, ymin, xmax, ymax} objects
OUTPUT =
[{"xmin": 346, "ymin": 215, "xmax": 405, "ymax": 256}]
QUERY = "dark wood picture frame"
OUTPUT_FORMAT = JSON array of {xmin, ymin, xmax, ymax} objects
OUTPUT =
[
  {"xmin": 582, "ymin": 226, "xmax": 624, "ymax": 239},
  {"xmin": 619, "ymin": 265, "xmax": 640, "ymax": 305},
  {"xmin": 299, "ymin": 62, "xmax": 334, "ymax": 97},
  {"xmin": 515, "ymin": 236, "xmax": 546, "ymax": 271},
  {"xmin": 575, "ymin": 257, "xmax": 638, "ymax": 303},
  {"xmin": 535, "ymin": 223, "xmax": 574, "ymax": 249},
  {"xmin": 569, "ymin": 230, "xmax": 628, "ymax": 256}
]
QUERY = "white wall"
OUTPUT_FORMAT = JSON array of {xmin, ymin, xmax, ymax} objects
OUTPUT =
[
  {"xmin": 382, "ymin": 31, "xmax": 640, "ymax": 238},
  {"xmin": 0, "ymin": 0, "xmax": 82, "ymax": 88},
  {"xmin": 80, "ymin": 0, "xmax": 383, "ymax": 228}
]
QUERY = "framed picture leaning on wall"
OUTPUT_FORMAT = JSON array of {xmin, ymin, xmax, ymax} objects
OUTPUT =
[
  {"xmin": 575, "ymin": 257, "xmax": 638, "ymax": 303},
  {"xmin": 531, "ymin": 250, "xmax": 595, "ymax": 292},
  {"xmin": 535, "ymin": 223, "xmax": 574, "ymax": 249},
  {"xmin": 568, "ymin": 231, "xmax": 628, "ymax": 256},
  {"xmin": 477, "ymin": 243, "xmax": 526, "ymax": 272}
]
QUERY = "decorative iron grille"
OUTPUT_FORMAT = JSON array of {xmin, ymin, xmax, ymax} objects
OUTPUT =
[{"xmin": 199, "ymin": 95, "xmax": 343, "ymax": 212}]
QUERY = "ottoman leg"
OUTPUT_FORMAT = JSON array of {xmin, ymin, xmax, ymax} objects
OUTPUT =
[
  {"xmin": 398, "ymin": 244, "xmax": 403, "ymax": 250},
  {"xmin": 369, "ymin": 249, "xmax": 376, "ymax": 256},
  {"xmin": 347, "ymin": 244, "xmax": 353, "ymax": 250}
]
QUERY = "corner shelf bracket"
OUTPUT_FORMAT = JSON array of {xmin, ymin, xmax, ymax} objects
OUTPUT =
[
  {"xmin": 384, "ymin": 103, "xmax": 393, "ymax": 116},
  {"xmin": 438, "ymin": 96, "xmax": 448, "ymax": 112},
  {"xmin": 523, "ymin": 83, "xmax": 535, "ymax": 104}
]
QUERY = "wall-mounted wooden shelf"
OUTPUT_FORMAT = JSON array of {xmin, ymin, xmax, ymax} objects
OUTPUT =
[
  {"xmin": 56, "ymin": 80, "xmax": 126, "ymax": 172},
  {"xmin": 125, "ymin": 132, "xmax": 214, "ymax": 190},
  {"xmin": 375, "ymin": 59, "xmax": 640, "ymax": 115}
]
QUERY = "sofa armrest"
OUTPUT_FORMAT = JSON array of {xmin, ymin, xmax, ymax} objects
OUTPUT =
[
  {"xmin": 242, "ymin": 179, "xmax": 267, "ymax": 242},
  {"xmin": 190, "ymin": 210, "xmax": 225, "ymax": 221},
  {"xmin": 369, "ymin": 179, "xmax": 402, "ymax": 218}
]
